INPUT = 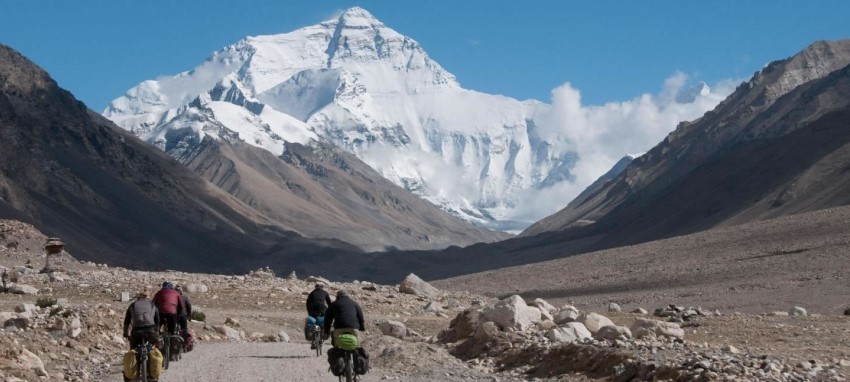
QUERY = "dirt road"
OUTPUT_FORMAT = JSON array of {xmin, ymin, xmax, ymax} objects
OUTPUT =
[
  {"xmin": 154, "ymin": 342, "xmax": 514, "ymax": 382},
  {"xmin": 157, "ymin": 342, "xmax": 373, "ymax": 382}
]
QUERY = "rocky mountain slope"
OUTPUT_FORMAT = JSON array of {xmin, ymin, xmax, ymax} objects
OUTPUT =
[
  {"xmin": 104, "ymin": 7, "xmax": 717, "ymax": 231},
  {"xmin": 0, "ymin": 44, "xmax": 371, "ymax": 275},
  {"xmin": 523, "ymin": 39, "xmax": 850, "ymax": 241}
]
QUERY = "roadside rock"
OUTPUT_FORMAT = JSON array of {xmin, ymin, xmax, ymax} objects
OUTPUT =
[
  {"xmin": 630, "ymin": 318, "xmax": 684, "ymax": 340},
  {"xmin": 378, "ymin": 320, "xmax": 409, "ymax": 339},
  {"xmin": 186, "ymin": 283, "xmax": 209, "ymax": 293},
  {"xmin": 214, "ymin": 325, "xmax": 242, "ymax": 342},
  {"xmin": 789, "ymin": 306, "xmax": 808, "ymax": 317},
  {"xmin": 14, "ymin": 304, "xmax": 36, "ymax": 314},
  {"xmin": 533, "ymin": 298, "xmax": 557, "ymax": 314},
  {"xmin": 631, "ymin": 308, "xmax": 649, "ymax": 315},
  {"xmin": 224, "ymin": 317, "xmax": 240, "ymax": 327},
  {"xmin": 18, "ymin": 348, "xmax": 48, "ymax": 377},
  {"xmin": 607, "ymin": 302, "xmax": 622, "ymax": 312},
  {"xmin": 398, "ymin": 273, "xmax": 439, "ymax": 299},
  {"xmin": 305, "ymin": 276, "xmax": 332, "ymax": 286},
  {"xmin": 594, "ymin": 325, "xmax": 632, "ymax": 341},
  {"xmin": 7, "ymin": 283, "xmax": 38, "ymax": 295},
  {"xmin": 554, "ymin": 306, "xmax": 580, "ymax": 325},
  {"xmin": 278, "ymin": 331, "xmax": 290, "ymax": 342},
  {"xmin": 479, "ymin": 295, "xmax": 541, "ymax": 331},
  {"xmin": 577, "ymin": 312, "xmax": 614, "ymax": 334},
  {"xmin": 547, "ymin": 322, "xmax": 592, "ymax": 343}
]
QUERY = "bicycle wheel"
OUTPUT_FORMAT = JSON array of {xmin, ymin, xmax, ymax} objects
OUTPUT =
[
  {"xmin": 345, "ymin": 352, "xmax": 354, "ymax": 382},
  {"xmin": 138, "ymin": 355, "xmax": 147, "ymax": 382},
  {"xmin": 316, "ymin": 337, "xmax": 322, "ymax": 356},
  {"xmin": 162, "ymin": 337, "xmax": 170, "ymax": 370}
]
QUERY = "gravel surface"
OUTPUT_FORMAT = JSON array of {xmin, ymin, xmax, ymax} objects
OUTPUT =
[{"xmin": 154, "ymin": 342, "xmax": 520, "ymax": 382}]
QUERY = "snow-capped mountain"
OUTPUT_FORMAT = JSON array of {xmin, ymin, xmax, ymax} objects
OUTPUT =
[{"xmin": 104, "ymin": 7, "xmax": 709, "ymax": 231}]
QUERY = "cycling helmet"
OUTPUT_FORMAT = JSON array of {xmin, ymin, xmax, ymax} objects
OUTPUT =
[{"xmin": 162, "ymin": 281, "xmax": 174, "ymax": 289}]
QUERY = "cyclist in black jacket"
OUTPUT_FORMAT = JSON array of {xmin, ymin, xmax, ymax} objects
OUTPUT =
[
  {"xmin": 323, "ymin": 289, "xmax": 365, "ymax": 346},
  {"xmin": 306, "ymin": 283, "xmax": 333, "ymax": 318}
]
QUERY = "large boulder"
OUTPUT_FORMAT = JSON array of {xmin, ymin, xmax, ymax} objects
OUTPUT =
[
  {"xmin": 546, "ymin": 322, "xmax": 592, "ymax": 343},
  {"xmin": 479, "ymin": 295, "xmax": 541, "ymax": 331},
  {"xmin": 554, "ymin": 306, "xmax": 580, "ymax": 325},
  {"xmin": 594, "ymin": 325, "xmax": 632, "ymax": 341},
  {"xmin": 630, "ymin": 318, "xmax": 684, "ymax": 340},
  {"xmin": 398, "ymin": 273, "xmax": 439, "ymax": 299},
  {"xmin": 8, "ymin": 283, "xmax": 38, "ymax": 295},
  {"xmin": 378, "ymin": 320, "xmax": 408, "ymax": 339},
  {"xmin": 18, "ymin": 349, "xmax": 48, "ymax": 377},
  {"xmin": 577, "ymin": 312, "xmax": 615, "ymax": 334}
]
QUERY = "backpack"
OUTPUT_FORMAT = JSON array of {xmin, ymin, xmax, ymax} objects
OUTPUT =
[
  {"xmin": 326, "ymin": 347, "xmax": 345, "ymax": 376},
  {"xmin": 131, "ymin": 300, "xmax": 157, "ymax": 328},
  {"xmin": 354, "ymin": 347, "xmax": 370, "ymax": 375}
]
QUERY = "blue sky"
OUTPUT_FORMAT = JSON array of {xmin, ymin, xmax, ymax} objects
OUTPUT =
[{"xmin": 2, "ymin": 0, "xmax": 848, "ymax": 110}]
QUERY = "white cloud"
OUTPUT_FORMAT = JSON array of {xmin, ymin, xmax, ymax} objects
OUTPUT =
[{"xmin": 507, "ymin": 73, "xmax": 741, "ymax": 223}]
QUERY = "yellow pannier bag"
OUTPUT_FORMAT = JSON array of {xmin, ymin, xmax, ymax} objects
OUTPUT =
[
  {"xmin": 149, "ymin": 347, "xmax": 164, "ymax": 379},
  {"xmin": 122, "ymin": 350, "xmax": 138, "ymax": 380}
]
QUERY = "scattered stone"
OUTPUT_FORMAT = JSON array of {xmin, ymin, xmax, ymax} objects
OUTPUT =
[
  {"xmin": 186, "ymin": 283, "xmax": 209, "ymax": 293},
  {"xmin": 789, "ymin": 306, "xmax": 808, "ymax": 317},
  {"xmin": 533, "ymin": 298, "xmax": 557, "ymax": 314},
  {"xmin": 554, "ymin": 306, "xmax": 580, "ymax": 325},
  {"xmin": 423, "ymin": 301, "xmax": 444, "ymax": 313},
  {"xmin": 119, "ymin": 292, "xmax": 130, "ymax": 302},
  {"xmin": 225, "ymin": 317, "xmax": 241, "ymax": 327},
  {"xmin": 287, "ymin": 271, "xmax": 297, "ymax": 280},
  {"xmin": 305, "ymin": 276, "xmax": 332, "ymax": 286},
  {"xmin": 14, "ymin": 304, "xmax": 36, "ymax": 314},
  {"xmin": 632, "ymin": 307, "xmax": 648, "ymax": 315},
  {"xmin": 214, "ymin": 325, "xmax": 242, "ymax": 341},
  {"xmin": 594, "ymin": 325, "xmax": 632, "ymax": 341},
  {"xmin": 608, "ymin": 302, "xmax": 622, "ymax": 312},
  {"xmin": 398, "ymin": 273, "xmax": 440, "ymax": 299}
]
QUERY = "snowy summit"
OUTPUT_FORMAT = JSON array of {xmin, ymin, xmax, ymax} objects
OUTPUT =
[{"xmin": 104, "ymin": 7, "xmax": 709, "ymax": 231}]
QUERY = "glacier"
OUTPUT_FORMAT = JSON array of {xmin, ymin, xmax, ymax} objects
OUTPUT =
[{"xmin": 104, "ymin": 7, "xmax": 716, "ymax": 232}]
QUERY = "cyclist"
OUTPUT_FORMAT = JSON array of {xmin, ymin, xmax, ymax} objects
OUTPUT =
[
  {"xmin": 306, "ymin": 283, "xmax": 332, "ymax": 318},
  {"xmin": 175, "ymin": 285, "xmax": 192, "ymax": 332},
  {"xmin": 123, "ymin": 287, "xmax": 161, "ymax": 348},
  {"xmin": 322, "ymin": 290, "xmax": 365, "ymax": 346},
  {"xmin": 152, "ymin": 281, "xmax": 185, "ymax": 335}
]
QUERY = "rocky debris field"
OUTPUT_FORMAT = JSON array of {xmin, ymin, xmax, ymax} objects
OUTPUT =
[{"xmin": 1, "ymin": 219, "xmax": 850, "ymax": 381}]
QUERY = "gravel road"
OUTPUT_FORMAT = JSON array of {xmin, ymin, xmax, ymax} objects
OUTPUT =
[
  {"xmin": 154, "ymin": 342, "xmax": 513, "ymax": 382},
  {"xmin": 157, "ymin": 342, "xmax": 375, "ymax": 382}
]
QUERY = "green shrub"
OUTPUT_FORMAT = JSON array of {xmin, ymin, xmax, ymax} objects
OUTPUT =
[
  {"xmin": 36, "ymin": 297, "xmax": 57, "ymax": 308},
  {"xmin": 190, "ymin": 309, "xmax": 206, "ymax": 322}
]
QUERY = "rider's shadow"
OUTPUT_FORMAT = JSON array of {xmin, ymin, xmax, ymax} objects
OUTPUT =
[{"xmin": 241, "ymin": 355, "xmax": 311, "ymax": 360}]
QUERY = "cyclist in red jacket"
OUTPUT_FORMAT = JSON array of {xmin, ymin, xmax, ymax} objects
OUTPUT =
[{"xmin": 152, "ymin": 281, "xmax": 185, "ymax": 335}]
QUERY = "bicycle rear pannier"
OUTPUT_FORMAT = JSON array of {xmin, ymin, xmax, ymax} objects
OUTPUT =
[
  {"xmin": 326, "ymin": 347, "xmax": 345, "ymax": 376},
  {"xmin": 354, "ymin": 347, "xmax": 370, "ymax": 375},
  {"xmin": 336, "ymin": 333, "xmax": 358, "ymax": 351},
  {"xmin": 149, "ymin": 348, "xmax": 164, "ymax": 378},
  {"xmin": 122, "ymin": 350, "xmax": 138, "ymax": 381},
  {"xmin": 183, "ymin": 328, "xmax": 195, "ymax": 352}
]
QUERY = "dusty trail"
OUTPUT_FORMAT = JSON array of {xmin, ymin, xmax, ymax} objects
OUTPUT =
[{"xmin": 158, "ymin": 342, "xmax": 377, "ymax": 382}]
